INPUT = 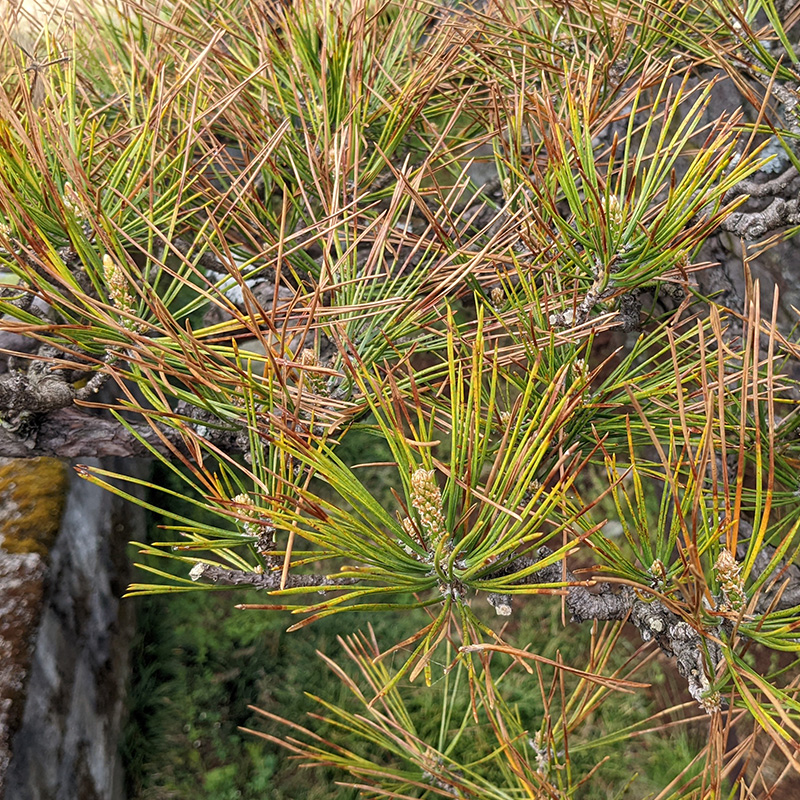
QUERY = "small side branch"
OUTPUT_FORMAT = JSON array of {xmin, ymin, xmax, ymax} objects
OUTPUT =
[
  {"xmin": 491, "ymin": 547, "xmax": 723, "ymax": 710},
  {"xmin": 0, "ymin": 355, "xmax": 75, "ymax": 413},
  {"xmin": 720, "ymin": 195, "xmax": 800, "ymax": 239},
  {"xmin": 189, "ymin": 563, "xmax": 359, "ymax": 591},
  {"xmin": 0, "ymin": 407, "xmax": 181, "ymax": 458}
]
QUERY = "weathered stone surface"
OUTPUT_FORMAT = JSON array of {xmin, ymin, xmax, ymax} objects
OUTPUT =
[
  {"xmin": 0, "ymin": 551, "xmax": 45, "ymax": 796},
  {"xmin": 0, "ymin": 457, "xmax": 69, "ymax": 797},
  {"xmin": 2, "ymin": 458, "xmax": 147, "ymax": 800},
  {"xmin": 0, "ymin": 458, "xmax": 68, "ymax": 556}
]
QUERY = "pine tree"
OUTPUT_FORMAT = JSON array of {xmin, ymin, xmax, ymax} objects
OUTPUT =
[{"xmin": 3, "ymin": 0, "xmax": 800, "ymax": 795}]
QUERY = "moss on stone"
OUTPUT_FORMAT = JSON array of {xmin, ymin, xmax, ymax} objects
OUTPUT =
[{"xmin": 0, "ymin": 458, "xmax": 68, "ymax": 556}]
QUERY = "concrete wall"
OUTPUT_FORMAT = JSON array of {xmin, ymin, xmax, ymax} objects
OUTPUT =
[{"xmin": 1, "ymin": 459, "xmax": 147, "ymax": 800}]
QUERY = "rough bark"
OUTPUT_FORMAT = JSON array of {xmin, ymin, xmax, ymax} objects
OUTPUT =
[{"xmin": 0, "ymin": 407, "xmax": 179, "ymax": 459}]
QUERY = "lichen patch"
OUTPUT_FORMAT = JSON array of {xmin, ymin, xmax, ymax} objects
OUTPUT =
[{"xmin": 0, "ymin": 458, "xmax": 68, "ymax": 556}]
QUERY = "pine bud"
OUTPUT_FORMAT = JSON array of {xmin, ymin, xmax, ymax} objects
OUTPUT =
[
  {"xmin": 606, "ymin": 194, "xmax": 623, "ymax": 229},
  {"xmin": 63, "ymin": 182, "xmax": 85, "ymax": 218},
  {"xmin": 649, "ymin": 558, "xmax": 667, "ymax": 588},
  {"xmin": 298, "ymin": 349, "xmax": 327, "ymax": 394},
  {"xmin": 103, "ymin": 253, "xmax": 130, "ymax": 310},
  {"xmin": 232, "ymin": 493, "xmax": 275, "ymax": 538},
  {"xmin": 300, "ymin": 349, "xmax": 316, "ymax": 366},
  {"xmin": 714, "ymin": 549, "xmax": 746, "ymax": 610},
  {"xmin": 490, "ymin": 287, "xmax": 505, "ymax": 309},
  {"xmin": 401, "ymin": 515, "xmax": 418, "ymax": 540},
  {"xmin": 699, "ymin": 689, "xmax": 722, "ymax": 714},
  {"xmin": 410, "ymin": 468, "xmax": 446, "ymax": 546}
]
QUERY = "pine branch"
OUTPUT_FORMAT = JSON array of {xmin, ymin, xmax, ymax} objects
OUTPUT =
[
  {"xmin": 188, "ymin": 562, "xmax": 358, "ymax": 591},
  {"xmin": 0, "ymin": 407, "xmax": 180, "ymax": 458}
]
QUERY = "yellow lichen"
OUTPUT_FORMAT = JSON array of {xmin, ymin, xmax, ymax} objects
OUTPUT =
[{"xmin": 0, "ymin": 458, "xmax": 68, "ymax": 556}]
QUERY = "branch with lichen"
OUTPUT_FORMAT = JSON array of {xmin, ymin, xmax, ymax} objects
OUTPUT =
[
  {"xmin": 720, "ymin": 195, "xmax": 800, "ymax": 239},
  {"xmin": 0, "ymin": 345, "xmax": 75, "ymax": 415},
  {"xmin": 187, "ymin": 562, "xmax": 358, "ymax": 591}
]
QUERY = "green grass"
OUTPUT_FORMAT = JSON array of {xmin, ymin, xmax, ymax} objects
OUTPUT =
[{"xmin": 123, "ymin": 582, "xmax": 430, "ymax": 799}]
